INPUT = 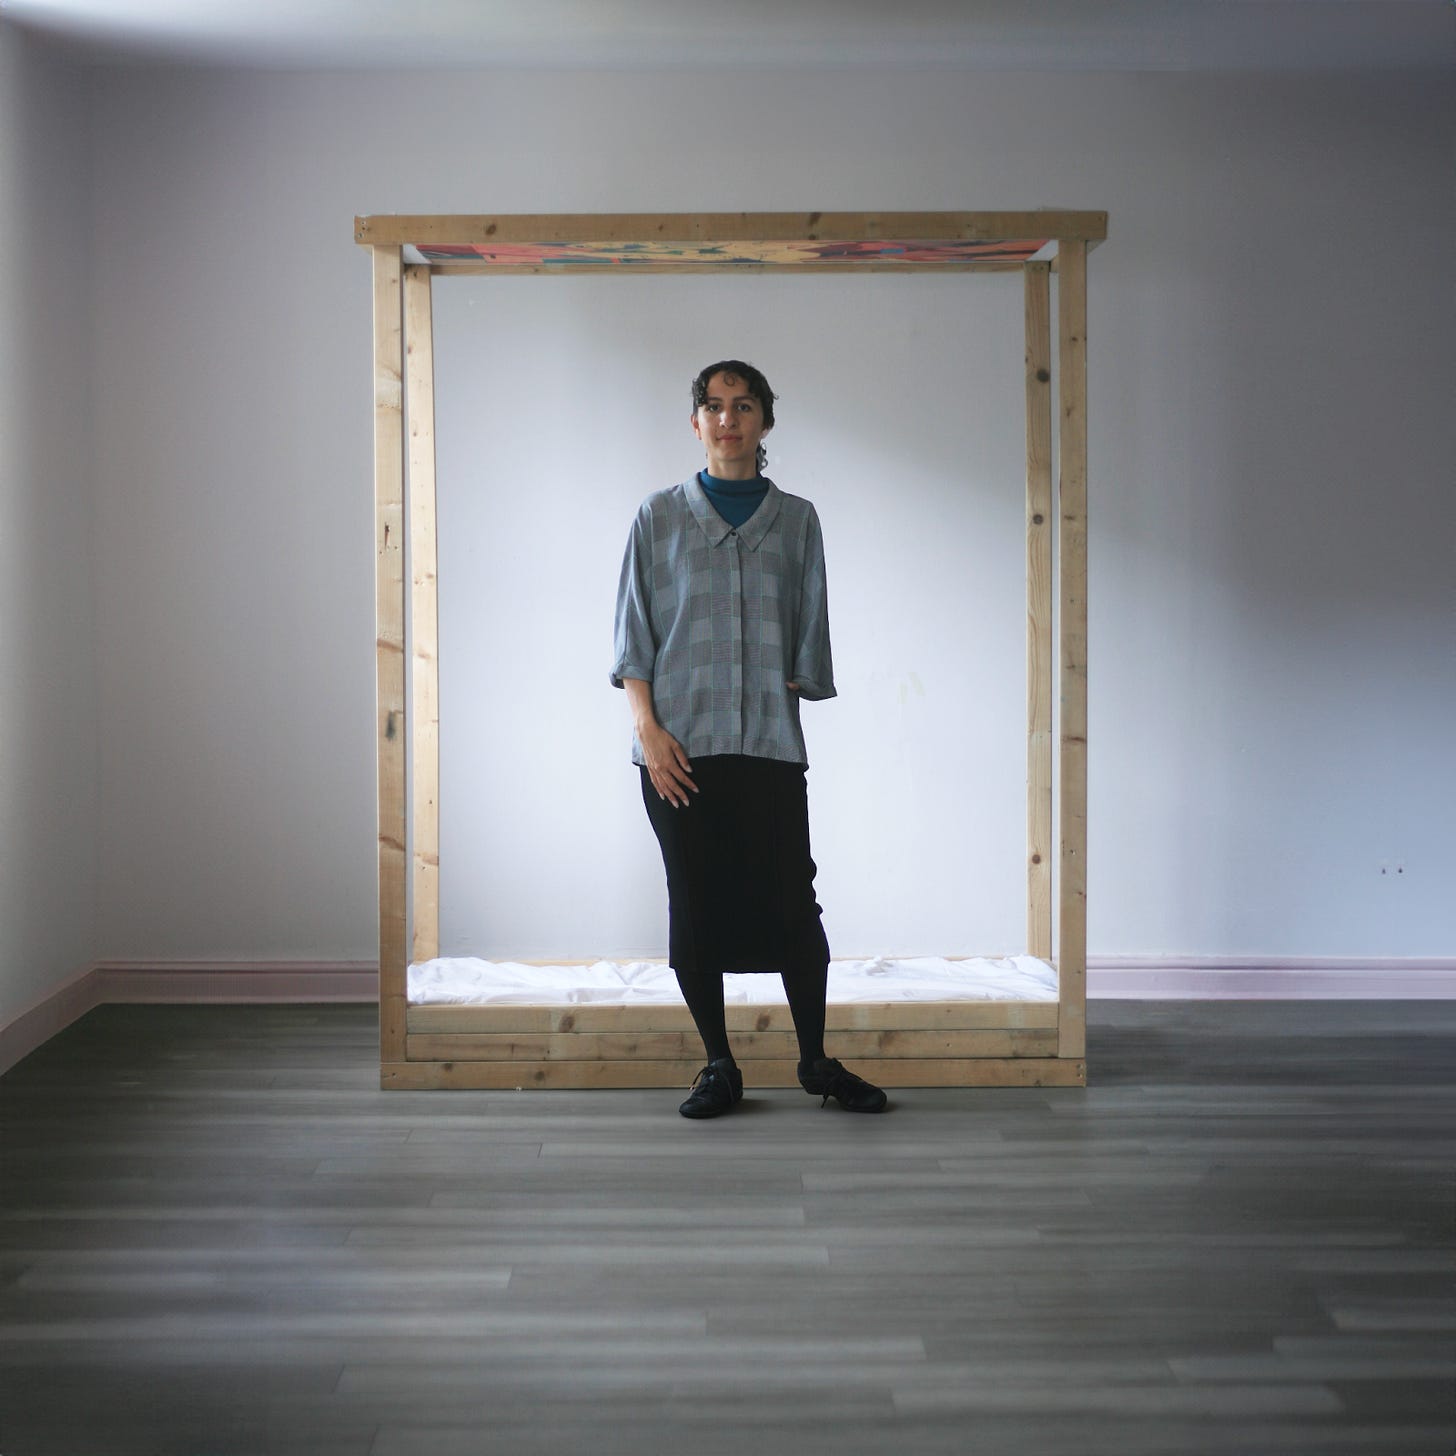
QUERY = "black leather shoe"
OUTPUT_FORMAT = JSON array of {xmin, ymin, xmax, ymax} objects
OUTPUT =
[
  {"xmin": 679, "ymin": 1058, "xmax": 743, "ymax": 1119},
  {"xmin": 798, "ymin": 1057, "xmax": 888, "ymax": 1113}
]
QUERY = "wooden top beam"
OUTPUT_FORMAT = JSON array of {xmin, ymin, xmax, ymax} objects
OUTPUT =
[{"xmin": 354, "ymin": 210, "xmax": 1108, "ymax": 248}]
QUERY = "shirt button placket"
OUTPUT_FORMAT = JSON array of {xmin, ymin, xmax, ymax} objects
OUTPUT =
[{"xmin": 728, "ymin": 531, "xmax": 743, "ymax": 744}]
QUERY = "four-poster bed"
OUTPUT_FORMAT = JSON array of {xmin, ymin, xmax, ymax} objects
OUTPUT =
[{"xmin": 356, "ymin": 210, "xmax": 1105, "ymax": 1091}]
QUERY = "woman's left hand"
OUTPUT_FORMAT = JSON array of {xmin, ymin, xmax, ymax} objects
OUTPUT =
[{"xmin": 786, "ymin": 681, "xmax": 800, "ymax": 692}]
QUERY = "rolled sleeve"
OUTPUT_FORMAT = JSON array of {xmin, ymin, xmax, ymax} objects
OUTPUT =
[
  {"xmin": 790, "ymin": 506, "xmax": 837, "ymax": 702},
  {"xmin": 610, "ymin": 507, "xmax": 657, "ymax": 688}
]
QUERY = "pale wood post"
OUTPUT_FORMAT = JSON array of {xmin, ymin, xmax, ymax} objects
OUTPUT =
[
  {"xmin": 1024, "ymin": 261, "xmax": 1054, "ymax": 961},
  {"xmin": 1056, "ymin": 239, "xmax": 1088, "ymax": 1060},
  {"xmin": 372, "ymin": 245, "xmax": 408, "ymax": 1070},
  {"xmin": 404, "ymin": 266, "xmax": 441, "ymax": 965}
]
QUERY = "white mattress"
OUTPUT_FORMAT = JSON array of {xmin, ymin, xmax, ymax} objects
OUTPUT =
[{"xmin": 408, "ymin": 955, "xmax": 1057, "ymax": 1006}]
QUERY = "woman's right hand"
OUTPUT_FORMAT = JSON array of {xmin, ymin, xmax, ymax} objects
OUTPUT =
[{"xmin": 640, "ymin": 723, "xmax": 697, "ymax": 809}]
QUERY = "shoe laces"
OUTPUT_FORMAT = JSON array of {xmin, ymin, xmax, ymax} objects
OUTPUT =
[
  {"xmin": 689, "ymin": 1062, "xmax": 733, "ymax": 1092},
  {"xmin": 820, "ymin": 1059, "xmax": 868, "ymax": 1094}
]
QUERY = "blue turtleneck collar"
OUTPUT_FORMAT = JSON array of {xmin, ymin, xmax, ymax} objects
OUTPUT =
[{"xmin": 699, "ymin": 470, "xmax": 770, "ymax": 528}]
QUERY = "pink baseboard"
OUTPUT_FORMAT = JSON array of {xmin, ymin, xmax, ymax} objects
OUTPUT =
[
  {"xmin": 0, "ymin": 962, "xmax": 105, "ymax": 1078},
  {"xmin": 93, "ymin": 960, "xmax": 379, "ymax": 1004},
  {"xmin": 2, "ymin": 956, "xmax": 1451, "ymax": 1077},
  {"xmin": 0, "ymin": 961, "xmax": 377, "ymax": 1075},
  {"xmin": 1087, "ymin": 956, "xmax": 1456, "ymax": 1000}
]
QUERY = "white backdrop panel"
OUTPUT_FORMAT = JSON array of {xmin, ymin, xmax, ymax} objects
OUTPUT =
[{"xmin": 429, "ymin": 271, "xmax": 1029, "ymax": 960}]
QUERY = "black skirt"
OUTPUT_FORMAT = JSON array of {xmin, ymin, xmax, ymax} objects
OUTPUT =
[{"xmin": 641, "ymin": 755, "xmax": 831, "ymax": 979}]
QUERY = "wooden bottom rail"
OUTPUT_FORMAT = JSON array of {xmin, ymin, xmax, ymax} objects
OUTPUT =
[
  {"xmin": 392, "ymin": 996, "xmax": 1083, "ymax": 1089},
  {"xmin": 406, "ymin": 1028, "xmax": 1057, "ymax": 1062},
  {"xmin": 382, "ymin": 1056, "xmax": 1086, "ymax": 1090},
  {"xmin": 406, "ymin": 999, "xmax": 1058, "ymax": 1035}
]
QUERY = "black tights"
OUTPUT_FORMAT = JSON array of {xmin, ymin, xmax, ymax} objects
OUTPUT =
[{"xmin": 675, "ymin": 964, "xmax": 828, "ymax": 1071}]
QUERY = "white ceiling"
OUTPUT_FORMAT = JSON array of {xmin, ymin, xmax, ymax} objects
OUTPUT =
[{"xmin": 2, "ymin": 0, "xmax": 1452, "ymax": 70}]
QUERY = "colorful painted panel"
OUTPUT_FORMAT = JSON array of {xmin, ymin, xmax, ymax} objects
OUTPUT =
[{"xmin": 408, "ymin": 238, "xmax": 1052, "ymax": 269}]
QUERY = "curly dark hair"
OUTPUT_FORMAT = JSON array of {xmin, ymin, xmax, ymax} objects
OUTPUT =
[{"xmin": 691, "ymin": 360, "xmax": 777, "ymax": 472}]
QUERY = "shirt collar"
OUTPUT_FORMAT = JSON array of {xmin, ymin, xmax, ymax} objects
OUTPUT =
[{"xmin": 683, "ymin": 474, "xmax": 783, "ymax": 549}]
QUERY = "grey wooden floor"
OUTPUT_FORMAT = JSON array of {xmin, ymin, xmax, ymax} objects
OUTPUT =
[{"xmin": 1, "ymin": 1001, "xmax": 1452, "ymax": 1456}]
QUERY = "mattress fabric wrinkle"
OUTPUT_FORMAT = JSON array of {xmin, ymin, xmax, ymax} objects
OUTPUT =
[{"xmin": 407, "ymin": 955, "xmax": 1057, "ymax": 1006}]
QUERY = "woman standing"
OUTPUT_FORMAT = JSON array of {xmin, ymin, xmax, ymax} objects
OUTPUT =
[{"xmin": 612, "ymin": 360, "xmax": 888, "ymax": 1119}]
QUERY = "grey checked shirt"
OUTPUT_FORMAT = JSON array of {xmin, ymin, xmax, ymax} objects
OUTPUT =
[{"xmin": 611, "ymin": 475, "xmax": 836, "ymax": 766}]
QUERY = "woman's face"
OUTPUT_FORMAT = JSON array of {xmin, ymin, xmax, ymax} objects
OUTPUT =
[{"xmin": 691, "ymin": 370, "xmax": 770, "ymax": 477}]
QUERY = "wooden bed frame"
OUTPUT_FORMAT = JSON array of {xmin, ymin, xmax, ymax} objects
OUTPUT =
[{"xmin": 356, "ymin": 210, "xmax": 1104, "ymax": 1090}]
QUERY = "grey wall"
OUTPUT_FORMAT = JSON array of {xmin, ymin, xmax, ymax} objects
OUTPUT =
[
  {"xmin": 0, "ymin": 25, "xmax": 100, "ymax": 1025},
  {"xmin": 6, "ymin": 51, "xmax": 1454, "ymax": 1007}
]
